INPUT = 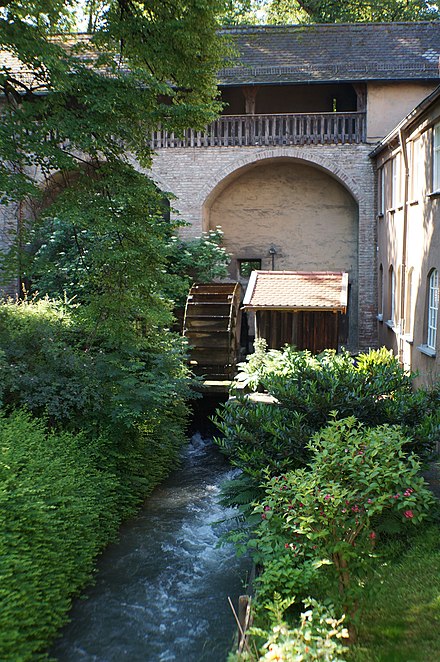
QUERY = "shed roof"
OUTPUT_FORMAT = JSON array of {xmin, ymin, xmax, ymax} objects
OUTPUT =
[
  {"xmin": 243, "ymin": 271, "xmax": 349, "ymax": 311},
  {"xmin": 220, "ymin": 22, "xmax": 440, "ymax": 85}
]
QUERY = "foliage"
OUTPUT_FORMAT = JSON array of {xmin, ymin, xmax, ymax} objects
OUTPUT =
[
  {"xmin": 0, "ymin": 297, "xmax": 191, "ymax": 439},
  {"xmin": 214, "ymin": 345, "xmax": 437, "ymax": 484},
  {"xmin": 229, "ymin": 596, "xmax": 349, "ymax": 661},
  {"xmin": 252, "ymin": 418, "xmax": 435, "ymax": 622},
  {"xmin": 225, "ymin": 0, "xmax": 440, "ymax": 24},
  {"xmin": 0, "ymin": 0, "xmax": 228, "ymax": 301},
  {"xmin": 158, "ymin": 226, "xmax": 230, "ymax": 308},
  {"xmin": 0, "ymin": 409, "xmax": 121, "ymax": 660}
]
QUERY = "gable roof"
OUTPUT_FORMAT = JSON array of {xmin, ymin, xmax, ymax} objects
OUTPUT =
[
  {"xmin": 220, "ymin": 22, "xmax": 440, "ymax": 86},
  {"xmin": 243, "ymin": 271, "xmax": 349, "ymax": 311}
]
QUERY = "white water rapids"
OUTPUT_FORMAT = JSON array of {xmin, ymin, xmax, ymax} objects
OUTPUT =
[{"xmin": 50, "ymin": 433, "xmax": 249, "ymax": 662}]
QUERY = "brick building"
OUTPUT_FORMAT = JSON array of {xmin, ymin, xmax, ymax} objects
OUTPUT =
[
  {"xmin": 147, "ymin": 22, "xmax": 440, "ymax": 353},
  {"xmin": 2, "ymin": 21, "xmax": 440, "ymax": 369}
]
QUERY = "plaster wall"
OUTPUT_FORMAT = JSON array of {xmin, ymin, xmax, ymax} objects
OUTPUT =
[
  {"xmin": 367, "ymin": 81, "xmax": 438, "ymax": 143},
  {"xmin": 208, "ymin": 160, "xmax": 359, "ymax": 348},
  {"xmin": 376, "ymin": 104, "xmax": 440, "ymax": 387}
]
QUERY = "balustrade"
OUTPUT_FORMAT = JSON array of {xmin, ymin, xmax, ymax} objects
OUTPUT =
[{"xmin": 150, "ymin": 112, "xmax": 366, "ymax": 148}]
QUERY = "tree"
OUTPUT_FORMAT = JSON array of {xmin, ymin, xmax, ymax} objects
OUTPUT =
[
  {"xmin": 0, "ymin": 0, "xmax": 228, "ymax": 342},
  {"xmin": 227, "ymin": 0, "xmax": 440, "ymax": 24}
]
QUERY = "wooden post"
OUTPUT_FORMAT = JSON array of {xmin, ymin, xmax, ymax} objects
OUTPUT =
[{"xmin": 242, "ymin": 86, "xmax": 258, "ymax": 115}]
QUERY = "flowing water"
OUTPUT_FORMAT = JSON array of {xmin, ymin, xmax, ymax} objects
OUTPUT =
[{"xmin": 51, "ymin": 433, "xmax": 249, "ymax": 662}]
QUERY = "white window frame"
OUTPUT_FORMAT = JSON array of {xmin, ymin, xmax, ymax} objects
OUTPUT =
[
  {"xmin": 433, "ymin": 123, "xmax": 440, "ymax": 194},
  {"xmin": 387, "ymin": 265, "xmax": 395, "ymax": 328},
  {"xmin": 410, "ymin": 140, "xmax": 420, "ymax": 201},
  {"xmin": 405, "ymin": 268, "xmax": 413, "ymax": 338},
  {"xmin": 427, "ymin": 269, "xmax": 439, "ymax": 350},
  {"xmin": 378, "ymin": 167, "xmax": 385, "ymax": 215},
  {"xmin": 378, "ymin": 264, "xmax": 384, "ymax": 321},
  {"xmin": 391, "ymin": 154, "xmax": 401, "ymax": 208}
]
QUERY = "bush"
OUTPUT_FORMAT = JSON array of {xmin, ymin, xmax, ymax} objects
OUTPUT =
[
  {"xmin": 0, "ymin": 410, "xmax": 120, "ymax": 660},
  {"xmin": 252, "ymin": 418, "xmax": 435, "ymax": 624},
  {"xmin": 0, "ymin": 297, "xmax": 192, "ymax": 659},
  {"xmin": 215, "ymin": 346, "xmax": 439, "ymax": 482},
  {"xmin": 229, "ymin": 597, "xmax": 349, "ymax": 662}
]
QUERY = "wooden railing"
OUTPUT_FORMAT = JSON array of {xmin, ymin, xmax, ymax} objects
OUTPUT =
[{"xmin": 150, "ymin": 112, "xmax": 366, "ymax": 149}]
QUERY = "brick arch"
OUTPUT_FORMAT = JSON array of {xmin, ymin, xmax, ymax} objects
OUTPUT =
[{"xmin": 198, "ymin": 148, "xmax": 362, "ymax": 212}]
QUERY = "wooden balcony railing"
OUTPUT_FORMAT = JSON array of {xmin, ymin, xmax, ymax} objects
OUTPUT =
[{"xmin": 150, "ymin": 112, "xmax": 366, "ymax": 149}]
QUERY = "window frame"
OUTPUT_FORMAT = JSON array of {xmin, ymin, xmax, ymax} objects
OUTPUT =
[
  {"xmin": 427, "ymin": 268, "xmax": 439, "ymax": 350},
  {"xmin": 433, "ymin": 123, "xmax": 440, "ymax": 194},
  {"xmin": 391, "ymin": 154, "xmax": 401, "ymax": 209},
  {"xmin": 387, "ymin": 265, "xmax": 395, "ymax": 328},
  {"xmin": 378, "ymin": 167, "xmax": 385, "ymax": 216},
  {"xmin": 237, "ymin": 258, "xmax": 262, "ymax": 279}
]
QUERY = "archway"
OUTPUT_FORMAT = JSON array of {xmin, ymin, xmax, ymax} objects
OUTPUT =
[{"xmin": 203, "ymin": 156, "xmax": 359, "ymax": 350}]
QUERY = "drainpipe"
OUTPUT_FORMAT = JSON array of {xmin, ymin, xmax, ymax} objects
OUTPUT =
[{"xmin": 398, "ymin": 128, "xmax": 409, "ymax": 366}]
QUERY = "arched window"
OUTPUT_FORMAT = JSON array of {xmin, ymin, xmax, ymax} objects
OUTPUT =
[{"xmin": 427, "ymin": 269, "xmax": 439, "ymax": 350}]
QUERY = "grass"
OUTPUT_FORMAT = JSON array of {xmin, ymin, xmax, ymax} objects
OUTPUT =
[{"xmin": 349, "ymin": 523, "xmax": 440, "ymax": 662}]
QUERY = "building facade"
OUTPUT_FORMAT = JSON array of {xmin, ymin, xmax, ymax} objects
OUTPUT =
[
  {"xmin": 1, "ymin": 21, "xmax": 440, "ymax": 364},
  {"xmin": 372, "ymin": 86, "xmax": 440, "ymax": 385},
  {"xmin": 146, "ymin": 22, "xmax": 440, "ymax": 353}
]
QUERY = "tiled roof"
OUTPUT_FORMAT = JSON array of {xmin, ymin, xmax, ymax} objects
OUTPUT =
[
  {"xmin": 220, "ymin": 22, "xmax": 440, "ymax": 85},
  {"xmin": 243, "ymin": 271, "xmax": 349, "ymax": 311}
]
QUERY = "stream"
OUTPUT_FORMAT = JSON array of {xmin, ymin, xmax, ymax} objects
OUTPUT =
[{"xmin": 50, "ymin": 432, "xmax": 249, "ymax": 662}]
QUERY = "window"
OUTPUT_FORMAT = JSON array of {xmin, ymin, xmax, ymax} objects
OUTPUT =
[
  {"xmin": 378, "ymin": 167, "xmax": 385, "ymax": 215},
  {"xmin": 433, "ymin": 123, "xmax": 440, "ymax": 193},
  {"xmin": 388, "ymin": 265, "xmax": 395, "ymax": 326},
  {"xmin": 405, "ymin": 268, "xmax": 413, "ymax": 337},
  {"xmin": 238, "ymin": 259, "xmax": 261, "ymax": 278},
  {"xmin": 410, "ymin": 139, "xmax": 420, "ymax": 200},
  {"xmin": 427, "ymin": 269, "xmax": 439, "ymax": 350},
  {"xmin": 391, "ymin": 154, "xmax": 401, "ymax": 208},
  {"xmin": 378, "ymin": 264, "xmax": 384, "ymax": 320}
]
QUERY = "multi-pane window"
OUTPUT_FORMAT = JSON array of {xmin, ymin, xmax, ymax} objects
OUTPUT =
[
  {"xmin": 427, "ymin": 269, "xmax": 439, "ymax": 350},
  {"xmin": 410, "ymin": 139, "xmax": 420, "ymax": 200},
  {"xmin": 434, "ymin": 123, "xmax": 440, "ymax": 193}
]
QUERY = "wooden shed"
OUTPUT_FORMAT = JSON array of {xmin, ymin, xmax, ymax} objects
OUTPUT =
[{"xmin": 243, "ymin": 270, "xmax": 349, "ymax": 353}]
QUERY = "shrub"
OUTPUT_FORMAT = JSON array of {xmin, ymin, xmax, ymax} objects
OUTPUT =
[
  {"xmin": 0, "ymin": 410, "xmax": 120, "ymax": 660},
  {"xmin": 229, "ymin": 596, "xmax": 349, "ymax": 662},
  {"xmin": 215, "ymin": 346, "xmax": 439, "ymax": 482},
  {"xmin": 252, "ymin": 418, "xmax": 435, "ymax": 625}
]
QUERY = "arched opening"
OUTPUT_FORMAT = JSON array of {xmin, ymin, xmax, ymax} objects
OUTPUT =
[{"xmin": 204, "ymin": 157, "xmax": 359, "ymax": 350}]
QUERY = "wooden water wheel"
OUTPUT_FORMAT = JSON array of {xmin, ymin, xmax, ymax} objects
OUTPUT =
[{"xmin": 183, "ymin": 282, "xmax": 242, "ymax": 381}]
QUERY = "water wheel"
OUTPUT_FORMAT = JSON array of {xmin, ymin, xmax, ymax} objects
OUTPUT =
[{"xmin": 183, "ymin": 282, "xmax": 242, "ymax": 381}]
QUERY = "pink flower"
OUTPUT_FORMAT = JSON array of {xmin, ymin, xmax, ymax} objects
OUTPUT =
[
  {"xmin": 261, "ymin": 513, "xmax": 266, "ymax": 519},
  {"xmin": 285, "ymin": 543, "xmax": 290, "ymax": 548},
  {"xmin": 367, "ymin": 498, "xmax": 373, "ymax": 504},
  {"xmin": 393, "ymin": 494, "xmax": 400, "ymax": 499},
  {"xmin": 264, "ymin": 506, "xmax": 271, "ymax": 511},
  {"xmin": 369, "ymin": 531, "xmax": 376, "ymax": 540},
  {"xmin": 324, "ymin": 494, "xmax": 332, "ymax": 501},
  {"xmin": 404, "ymin": 510, "xmax": 414, "ymax": 519}
]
